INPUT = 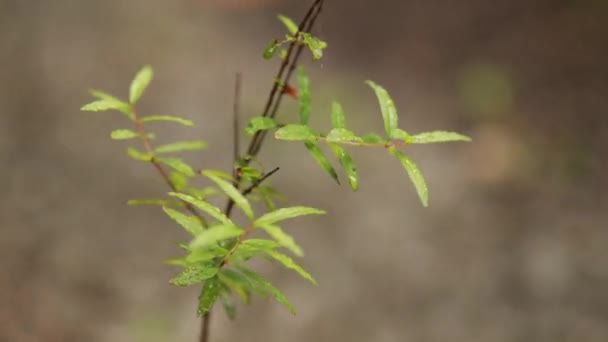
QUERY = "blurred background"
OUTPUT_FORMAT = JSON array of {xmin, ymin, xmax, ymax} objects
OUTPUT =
[{"xmin": 1, "ymin": 0, "xmax": 607, "ymax": 341}]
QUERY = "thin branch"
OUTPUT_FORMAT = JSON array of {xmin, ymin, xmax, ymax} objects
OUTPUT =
[
  {"xmin": 232, "ymin": 72, "xmax": 242, "ymax": 175},
  {"xmin": 242, "ymin": 167, "xmax": 280, "ymax": 196}
]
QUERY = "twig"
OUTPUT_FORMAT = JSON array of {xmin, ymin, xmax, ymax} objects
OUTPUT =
[
  {"xmin": 232, "ymin": 72, "xmax": 242, "ymax": 176},
  {"xmin": 242, "ymin": 167, "xmax": 280, "ymax": 196}
]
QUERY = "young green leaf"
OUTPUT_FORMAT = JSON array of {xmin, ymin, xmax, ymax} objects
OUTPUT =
[
  {"xmin": 388, "ymin": 146, "xmax": 429, "ymax": 207},
  {"xmin": 198, "ymin": 277, "xmax": 221, "ymax": 315},
  {"xmin": 361, "ymin": 133, "xmax": 386, "ymax": 144},
  {"xmin": 189, "ymin": 224, "xmax": 244, "ymax": 249},
  {"xmin": 235, "ymin": 265, "xmax": 296, "ymax": 314},
  {"xmin": 263, "ymin": 40, "xmax": 279, "ymax": 59},
  {"xmin": 188, "ymin": 187, "xmax": 218, "ymax": 200},
  {"xmin": 278, "ymin": 14, "xmax": 298, "ymax": 35},
  {"xmin": 305, "ymin": 140, "xmax": 340, "ymax": 184},
  {"xmin": 391, "ymin": 128, "xmax": 410, "ymax": 141},
  {"xmin": 298, "ymin": 67, "xmax": 311, "ymax": 125},
  {"xmin": 258, "ymin": 224, "xmax": 303, "ymax": 257},
  {"xmin": 128, "ymin": 198, "xmax": 183, "ymax": 207},
  {"xmin": 246, "ymin": 117, "xmax": 277, "ymax": 135},
  {"xmin": 186, "ymin": 245, "xmax": 230, "ymax": 264},
  {"xmin": 366, "ymin": 81, "xmax": 399, "ymax": 139},
  {"xmin": 329, "ymin": 143, "xmax": 359, "ymax": 191},
  {"xmin": 169, "ymin": 192, "xmax": 235, "ymax": 225},
  {"xmin": 170, "ymin": 263, "xmax": 219, "ymax": 287},
  {"xmin": 301, "ymin": 33, "xmax": 327, "ymax": 60},
  {"xmin": 86, "ymin": 89, "xmax": 133, "ymax": 118},
  {"xmin": 220, "ymin": 288, "xmax": 237, "ymax": 320},
  {"xmin": 230, "ymin": 239, "xmax": 279, "ymax": 262},
  {"xmin": 218, "ymin": 269, "xmax": 254, "ymax": 303},
  {"xmin": 325, "ymin": 128, "xmax": 362, "ymax": 144},
  {"xmin": 254, "ymin": 206, "xmax": 325, "ymax": 227},
  {"xmin": 264, "ymin": 249, "xmax": 317, "ymax": 285},
  {"xmin": 201, "ymin": 170, "xmax": 254, "ymax": 220},
  {"xmin": 162, "ymin": 207, "xmax": 204, "ymax": 237},
  {"xmin": 110, "ymin": 129, "xmax": 138, "ymax": 140},
  {"xmin": 170, "ymin": 171, "xmax": 188, "ymax": 191},
  {"xmin": 331, "ymin": 101, "xmax": 346, "ymax": 129},
  {"xmin": 274, "ymin": 124, "xmax": 316, "ymax": 141},
  {"xmin": 158, "ymin": 158, "xmax": 195, "ymax": 177},
  {"xmin": 140, "ymin": 115, "xmax": 194, "ymax": 126},
  {"xmin": 408, "ymin": 131, "xmax": 472, "ymax": 144},
  {"xmin": 126, "ymin": 147, "xmax": 152, "ymax": 161},
  {"xmin": 129, "ymin": 65, "xmax": 153, "ymax": 104},
  {"xmin": 155, "ymin": 141, "xmax": 207, "ymax": 154}
]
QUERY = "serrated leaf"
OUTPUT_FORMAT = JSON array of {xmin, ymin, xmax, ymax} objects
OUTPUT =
[
  {"xmin": 127, "ymin": 198, "xmax": 183, "ymax": 207},
  {"xmin": 391, "ymin": 128, "xmax": 410, "ymax": 141},
  {"xmin": 408, "ymin": 131, "xmax": 472, "ymax": 144},
  {"xmin": 361, "ymin": 133, "xmax": 386, "ymax": 144},
  {"xmin": 254, "ymin": 206, "xmax": 325, "ymax": 227},
  {"xmin": 201, "ymin": 170, "xmax": 254, "ymax": 220},
  {"xmin": 274, "ymin": 124, "xmax": 316, "ymax": 141},
  {"xmin": 263, "ymin": 39, "xmax": 279, "ymax": 59},
  {"xmin": 110, "ymin": 129, "xmax": 138, "ymax": 140},
  {"xmin": 169, "ymin": 192, "xmax": 235, "ymax": 225},
  {"xmin": 329, "ymin": 143, "xmax": 359, "ymax": 191},
  {"xmin": 305, "ymin": 140, "xmax": 340, "ymax": 184},
  {"xmin": 126, "ymin": 147, "xmax": 152, "ymax": 161},
  {"xmin": 87, "ymin": 89, "xmax": 133, "ymax": 118},
  {"xmin": 265, "ymin": 249, "xmax": 317, "ymax": 285},
  {"xmin": 235, "ymin": 266, "xmax": 296, "ymax": 314},
  {"xmin": 366, "ymin": 81, "xmax": 399, "ymax": 139},
  {"xmin": 325, "ymin": 128, "xmax": 362, "ymax": 144},
  {"xmin": 388, "ymin": 146, "xmax": 429, "ymax": 207},
  {"xmin": 278, "ymin": 14, "xmax": 298, "ymax": 35},
  {"xmin": 162, "ymin": 207, "xmax": 204, "ymax": 237},
  {"xmin": 129, "ymin": 65, "xmax": 153, "ymax": 104},
  {"xmin": 170, "ymin": 171, "xmax": 188, "ymax": 192},
  {"xmin": 331, "ymin": 101, "xmax": 346, "ymax": 129},
  {"xmin": 246, "ymin": 117, "xmax": 277, "ymax": 135},
  {"xmin": 170, "ymin": 263, "xmax": 219, "ymax": 287},
  {"xmin": 140, "ymin": 115, "xmax": 194, "ymax": 126},
  {"xmin": 158, "ymin": 158, "xmax": 195, "ymax": 177},
  {"xmin": 189, "ymin": 224, "xmax": 244, "ymax": 249},
  {"xmin": 198, "ymin": 277, "xmax": 221, "ymax": 315},
  {"xmin": 220, "ymin": 289, "xmax": 237, "ymax": 320},
  {"xmin": 155, "ymin": 140, "xmax": 207, "ymax": 154},
  {"xmin": 298, "ymin": 67, "xmax": 311, "ymax": 125},
  {"xmin": 259, "ymin": 224, "xmax": 303, "ymax": 257}
]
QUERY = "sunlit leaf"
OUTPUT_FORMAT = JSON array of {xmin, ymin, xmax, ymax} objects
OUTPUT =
[
  {"xmin": 155, "ymin": 141, "xmax": 207, "ymax": 154},
  {"xmin": 366, "ymin": 81, "xmax": 399, "ymax": 139},
  {"xmin": 258, "ymin": 224, "xmax": 303, "ymax": 257},
  {"xmin": 390, "ymin": 128, "xmax": 410, "ymax": 141},
  {"xmin": 169, "ymin": 192, "xmax": 235, "ymax": 225},
  {"xmin": 198, "ymin": 277, "xmax": 221, "ymax": 315},
  {"xmin": 305, "ymin": 140, "xmax": 339, "ymax": 184},
  {"xmin": 235, "ymin": 266, "xmax": 296, "ymax": 314},
  {"xmin": 254, "ymin": 206, "xmax": 325, "ymax": 227},
  {"xmin": 274, "ymin": 124, "xmax": 316, "ymax": 141},
  {"xmin": 325, "ymin": 128, "xmax": 362, "ymax": 144},
  {"xmin": 298, "ymin": 67, "xmax": 311, "ymax": 125},
  {"xmin": 170, "ymin": 171, "xmax": 188, "ymax": 191},
  {"xmin": 246, "ymin": 117, "xmax": 277, "ymax": 135},
  {"xmin": 170, "ymin": 263, "xmax": 219, "ymax": 287},
  {"xmin": 140, "ymin": 115, "xmax": 194, "ymax": 126},
  {"xmin": 361, "ymin": 133, "xmax": 386, "ymax": 144},
  {"xmin": 265, "ymin": 249, "xmax": 317, "ymax": 285},
  {"xmin": 189, "ymin": 224, "xmax": 244, "ymax": 249},
  {"xmin": 87, "ymin": 89, "xmax": 133, "ymax": 118},
  {"xmin": 201, "ymin": 170, "xmax": 254, "ymax": 220},
  {"xmin": 331, "ymin": 101, "xmax": 346, "ymax": 129},
  {"xmin": 110, "ymin": 129, "xmax": 138, "ymax": 140},
  {"xmin": 162, "ymin": 207, "xmax": 204, "ymax": 237},
  {"xmin": 408, "ymin": 131, "xmax": 472, "ymax": 144},
  {"xmin": 278, "ymin": 14, "xmax": 298, "ymax": 35},
  {"xmin": 186, "ymin": 245, "xmax": 230, "ymax": 264},
  {"xmin": 129, "ymin": 65, "xmax": 153, "ymax": 104},
  {"xmin": 158, "ymin": 158, "xmax": 195, "ymax": 177},
  {"xmin": 388, "ymin": 146, "xmax": 429, "ymax": 207},
  {"xmin": 126, "ymin": 147, "xmax": 152, "ymax": 161},
  {"xmin": 329, "ymin": 143, "xmax": 359, "ymax": 191}
]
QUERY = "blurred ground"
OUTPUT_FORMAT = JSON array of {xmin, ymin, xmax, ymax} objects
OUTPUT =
[{"xmin": 1, "ymin": 0, "xmax": 607, "ymax": 341}]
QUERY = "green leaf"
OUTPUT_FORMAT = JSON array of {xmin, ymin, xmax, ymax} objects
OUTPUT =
[
  {"xmin": 126, "ymin": 147, "xmax": 152, "ymax": 161},
  {"xmin": 110, "ymin": 129, "xmax": 138, "ymax": 140},
  {"xmin": 230, "ymin": 239, "xmax": 279, "ymax": 262},
  {"xmin": 140, "ymin": 115, "xmax": 194, "ymax": 126},
  {"xmin": 259, "ymin": 224, "xmax": 303, "ymax": 257},
  {"xmin": 278, "ymin": 14, "xmax": 298, "ymax": 35},
  {"xmin": 198, "ymin": 277, "xmax": 221, "ymax": 315},
  {"xmin": 301, "ymin": 33, "xmax": 328, "ymax": 60},
  {"xmin": 187, "ymin": 187, "xmax": 218, "ymax": 200},
  {"xmin": 87, "ymin": 89, "xmax": 133, "ymax": 118},
  {"xmin": 158, "ymin": 158, "xmax": 195, "ymax": 177},
  {"xmin": 155, "ymin": 140, "xmax": 207, "ymax": 154},
  {"xmin": 391, "ymin": 128, "xmax": 410, "ymax": 141},
  {"xmin": 325, "ymin": 128, "xmax": 362, "ymax": 144},
  {"xmin": 331, "ymin": 101, "xmax": 346, "ymax": 129},
  {"xmin": 170, "ymin": 263, "xmax": 219, "ymax": 287},
  {"xmin": 220, "ymin": 289, "xmax": 237, "ymax": 320},
  {"xmin": 388, "ymin": 146, "xmax": 429, "ymax": 207},
  {"xmin": 245, "ymin": 117, "xmax": 277, "ymax": 135},
  {"xmin": 129, "ymin": 65, "xmax": 153, "ymax": 104},
  {"xmin": 200, "ymin": 170, "xmax": 235, "ymax": 182},
  {"xmin": 186, "ymin": 245, "xmax": 229, "ymax": 264},
  {"xmin": 408, "ymin": 131, "xmax": 472, "ymax": 144},
  {"xmin": 201, "ymin": 170, "xmax": 254, "ymax": 220},
  {"xmin": 254, "ymin": 206, "xmax": 325, "ymax": 227},
  {"xmin": 235, "ymin": 266, "xmax": 296, "ymax": 314},
  {"xmin": 298, "ymin": 67, "xmax": 311, "ymax": 125},
  {"xmin": 264, "ymin": 249, "xmax": 317, "ymax": 285},
  {"xmin": 361, "ymin": 133, "xmax": 386, "ymax": 144},
  {"xmin": 169, "ymin": 192, "xmax": 235, "ymax": 225},
  {"xmin": 263, "ymin": 39, "xmax": 279, "ymax": 59},
  {"xmin": 162, "ymin": 207, "xmax": 204, "ymax": 237},
  {"xmin": 274, "ymin": 124, "xmax": 316, "ymax": 141},
  {"xmin": 218, "ymin": 269, "xmax": 252, "ymax": 304},
  {"xmin": 127, "ymin": 198, "xmax": 182, "ymax": 207},
  {"xmin": 170, "ymin": 171, "xmax": 188, "ymax": 191},
  {"xmin": 189, "ymin": 224, "xmax": 244, "ymax": 249},
  {"xmin": 329, "ymin": 143, "xmax": 359, "ymax": 191},
  {"xmin": 366, "ymin": 81, "xmax": 399, "ymax": 139},
  {"xmin": 305, "ymin": 140, "xmax": 339, "ymax": 184}
]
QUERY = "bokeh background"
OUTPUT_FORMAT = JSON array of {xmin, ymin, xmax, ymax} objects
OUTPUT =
[{"xmin": 2, "ymin": 0, "xmax": 607, "ymax": 341}]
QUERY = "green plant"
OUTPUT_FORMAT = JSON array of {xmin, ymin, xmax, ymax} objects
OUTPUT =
[{"xmin": 80, "ymin": 1, "xmax": 470, "ymax": 341}]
